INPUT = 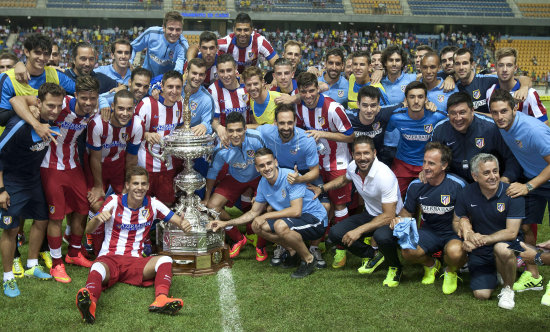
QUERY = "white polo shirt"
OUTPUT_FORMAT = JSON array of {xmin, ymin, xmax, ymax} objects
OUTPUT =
[{"xmin": 345, "ymin": 157, "xmax": 403, "ymax": 216}]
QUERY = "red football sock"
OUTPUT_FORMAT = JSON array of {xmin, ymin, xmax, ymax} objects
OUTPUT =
[
  {"xmin": 256, "ymin": 236, "xmax": 266, "ymax": 249},
  {"xmin": 225, "ymin": 227, "xmax": 243, "ymax": 243},
  {"xmin": 85, "ymin": 270, "xmax": 103, "ymax": 301},
  {"xmin": 245, "ymin": 223, "xmax": 253, "ymax": 235},
  {"xmin": 531, "ymin": 224, "xmax": 538, "ymax": 242},
  {"xmin": 154, "ymin": 262, "xmax": 172, "ymax": 297},
  {"xmin": 68, "ymin": 234, "xmax": 83, "ymax": 257},
  {"xmin": 240, "ymin": 200, "xmax": 252, "ymax": 213},
  {"xmin": 47, "ymin": 235, "xmax": 63, "ymax": 266}
]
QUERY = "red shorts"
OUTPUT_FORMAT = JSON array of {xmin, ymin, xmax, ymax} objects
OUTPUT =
[
  {"xmin": 40, "ymin": 167, "xmax": 89, "ymax": 220},
  {"xmin": 321, "ymin": 169, "xmax": 351, "ymax": 205},
  {"xmin": 148, "ymin": 170, "xmax": 176, "ymax": 205},
  {"xmin": 391, "ymin": 158, "xmax": 422, "ymax": 197},
  {"xmin": 84, "ymin": 153, "xmax": 126, "ymax": 195},
  {"xmin": 96, "ymin": 255, "xmax": 154, "ymax": 289},
  {"xmin": 213, "ymin": 175, "xmax": 260, "ymax": 205}
]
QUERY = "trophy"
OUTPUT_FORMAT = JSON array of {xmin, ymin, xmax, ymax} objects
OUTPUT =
[{"xmin": 148, "ymin": 95, "xmax": 232, "ymax": 276}]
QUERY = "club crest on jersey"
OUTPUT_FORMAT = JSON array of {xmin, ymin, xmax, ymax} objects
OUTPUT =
[
  {"xmin": 475, "ymin": 138, "xmax": 485, "ymax": 149},
  {"xmin": 242, "ymin": 94, "xmax": 248, "ymax": 102},
  {"xmin": 168, "ymin": 50, "xmax": 174, "ymax": 60},
  {"xmin": 472, "ymin": 89, "xmax": 481, "ymax": 100},
  {"xmin": 120, "ymin": 132, "xmax": 129, "ymax": 142},
  {"xmin": 337, "ymin": 90, "xmax": 345, "ymax": 98},
  {"xmin": 247, "ymin": 150, "xmax": 255, "ymax": 158},
  {"xmin": 372, "ymin": 122, "xmax": 381, "ymax": 131},
  {"xmin": 437, "ymin": 94, "xmax": 445, "ymax": 103},
  {"xmin": 190, "ymin": 101, "xmax": 198, "ymax": 111},
  {"xmin": 176, "ymin": 110, "xmax": 181, "ymax": 118},
  {"xmin": 515, "ymin": 140, "xmax": 523, "ymax": 148},
  {"xmin": 141, "ymin": 208, "xmax": 150, "ymax": 219},
  {"xmin": 213, "ymin": 72, "xmax": 219, "ymax": 79},
  {"xmin": 281, "ymin": 189, "xmax": 287, "ymax": 199},
  {"xmin": 2, "ymin": 216, "xmax": 12, "ymax": 225},
  {"xmin": 248, "ymin": 51, "xmax": 255, "ymax": 59},
  {"xmin": 318, "ymin": 116, "xmax": 326, "ymax": 127},
  {"xmin": 496, "ymin": 203, "xmax": 505, "ymax": 212},
  {"xmin": 441, "ymin": 195, "xmax": 450, "ymax": 206},
  {"xmin": 49, "ymin": 205, "xmax": 55, "ymax": 215},
  {"xmin": 424, "ymin": 124, "xmax": 433, "ymax": 133},
  {"xmin": 401, "ymin": 85, "xmax": 406, "ymax": 92}
]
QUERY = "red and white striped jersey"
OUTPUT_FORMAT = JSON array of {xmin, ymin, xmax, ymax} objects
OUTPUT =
[
  {"xmin": 295, "ymin": 94, "xmax": 353, "ymax": 171},
  {"xmin": 41, "ymin": 95, "xmax": 95, "ymax": 170},
  {"xmin": 86, "ymin": 114, "xmax": 145, "ymax": 164},
  {"xmin": 183, "ymin": 51, "xmax": 222, "ymax": 87},
  {"xmin": 135, "ymin": 96, "xmax": 184, "ymax": 173},
  {"xmin": 208, "ymin": 80, "xmax": 251, "ymax": 126},
  {"xmin": 487, "ymin": 83, "xmax": 547, "ymax": 121},
  {"xmin": 217, "ymin": 31, "xmax": 277, "ymax": 73},
  {"xmin": 97, "ymin": 194, "xmax": 174, "ymax": 258}
]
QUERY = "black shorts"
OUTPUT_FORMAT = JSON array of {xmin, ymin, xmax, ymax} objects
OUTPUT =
[
  {"xmin": 0, "ymin": 182, "xmax": 48, "ymax": 230},
  {"xmin": 524, "ymin": 186, "xmax": 550, "ymax": 225},
  {"xmin": 267, "ymin": 213, "xmax": 326, "ymax": 241}
]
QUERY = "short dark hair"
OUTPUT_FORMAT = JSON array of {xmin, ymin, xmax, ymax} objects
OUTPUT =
[
  {"xmin": 38, "ymin": 83, "xmax": 66, "ymax": 101},
  {"xmin": 163, "ymin": 11, "xmax": 183, "ymax": 26},
  {"xmin": 381, "ymin": 45, "xmax": 407, "ymax": 72},
  {"xmin": 371, "ymin": 49, "xmax": 382, "ymax": 57},
  {"xmin": 325, "ymin": 48, "xmax": 345, "ymax": 63},
  {"xmin": 454, "ymin": 48, "xmax": 474, "ymax": 64},
  {"xmin": 404, "ymin": 81, "xmax": 427, "ymax": 98},
  {"xmin": 125, "ymin": 166, "xmax": 149, "ymax": 183},
  {"xmin": 111, "ymin": 39, "xmax": 132, "ymax": 55},
  {"xmin": 352, "ymin": 135, "xmax": 375, "ymax": 152},
  {"xmin": 226, "ymin": 111, "xmax": 246, "ymax": 128},
  {"xmin": 440, "ymin": 45, "xmax": 458, "ymax": 57},
  {"xmin": 420, "ymin": 51, "xmax": 440, "ymax": 66},
  {"xmin": 24, "ymin": 34, "xmax": 52, "ymax": 53},
  {"xmin": 75, "ymin": 75, "xmax": 100, "ymax": 93},
  {"xmin": 0, "ymin": 51, "xmax": 18, "ymax": 63},
  {"xmin": 425, "ymin": 142, "xmax": 452, "ymax": 169},
  {"xmin": 113, "ymin": 89, "xmax": 135, "ymax": 106},
  {"xmin": 131, "ymin": 67, "xmax": 152, "ymax": 82},
  {"xmin": 352, "ymin": 50, "xmax": 371, "ymax": 65},
  {"xmin": 161, "ymin": 70, "xmax": 183, "ymax": 85},
  {"xmin": 71, "ymin": 42, "xmax": 96, "ymax": 61},
  {"xmin": 242, "ymin": 66, "xmax": 263, "ymax": 83},
  {"xmin": 254, "ymin": 147, "xmax": 274, "ymax": 160},
  {"xmin": 188, "ymin": 57, "xmax": 206, "ymax": 71},
  {"xmin": 296, "ymin": 72, "xmax": 318, "ymax": 89},
  {"xmin": 489, "ymin": 89, "xmax": 515, "ymax": 111},
  {"xmin": 199, "ymin": 31, "xmax": 218, "ymax": 46},
  {"xmin": 273, "ymin": 58, "xmax": 293, "ymax": 71},
  {"xmin": 235, "ymin": 12, "xmax": 252, "ymax": 26},
  {"xmin": 274, "ymin": 104, "xmax": 296, "ymax": 122},
  {"xmin": 416, "ymin": 45, "xmax": 434, "ymax": 53},
  {"xmin": 217, "ymin": 53, "xmax": 236, "ymax": 68},
  {"xmin": 357, "ymin": 86, "xmax": 381, "ymax": 105},
  {"xmin": 447, "ymin": 91, "xmax": 473, "ymax": 110}
]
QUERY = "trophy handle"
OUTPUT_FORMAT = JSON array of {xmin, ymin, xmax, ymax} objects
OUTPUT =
[{"xmin": 147, "ymin": 138, "xmax": 168, "ymax": 164}]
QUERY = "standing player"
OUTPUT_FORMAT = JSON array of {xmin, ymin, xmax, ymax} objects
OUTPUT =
[
  {"xmin": 76, "ymin": 166, "xmax": 192, "ymax": 324},
  {"xmin": 439, "ymin": 46, "xmax": 458, "ymax": 78},
  {"xmin": 209, "ymin": 54, "xmax": 250, "ymax": 145},
  {"xmin": 181, "ymin": 58, "xmax": 213, "ymax": 136},
  {"xmin": 194, "ymin": 31, "xmax": 222, "ymax": 88},
  {"xmin": 242, "ymin": 66, "xmax": 280, "ymax": 126},
  {"xmin": 101, "ymin": 67, "xmax": 153, "ymax": 107},
  {"xmin": 135, "ymin": 70, "xmax": 184, "ymax": 207},
  {"xmin": 347, "ymin": 50, "xmax": 389, "ymax": 109},
  {"xmin": 489, "ymin": 89, "xmax": 550, "ymax": 304},
  {"xmin": 318, "ymin": 48, "xmax": 348, "ymax": 107},
  {"xmin": 217, "ymin": 13, "xmax": 278, "ymax": 74},
  {"xmin": 386, "ymin": 81, "xmax": 447, "ymax": 196},
  {"xmin": 94, "ymin": 39, "xmax": 132, "ymax": 85},
  {"xmin": 282, "ymin": 40, "xmax": 303, "ymax": 75},
  {"xmin": 390, "ymin": 143, "xmax": 467, "ymax": 293},
  {"xmin": 47, "ymin": 43, "xmax": 61, "ymax": 67},
  {"xmin": 414, "ymin": 45, "xmax": 435, "ymax": 73},
  {"xmin": 1, "ymin": 83, "xmax": 66, "ymax": 297},
  {"xmin": 271, "ymin": 58, "xmax": 298, "ymax": 95},
  {"xmin": 370, "ymin": 50, "xmax": 383, "ymax": 72},
  {"xmin": 0, "ymin": 52, "xmax": 17, "ymax": 73},
  {"xmin": 295, "ymin": 72, "xmax": 354, "ymax": 268},
  {"xmin": 486, "ymin": 47, "xmax": 547, "ymax": 125},
  {"xmin": 130, "ymin": 11, "xmax": 194, "ymax": 77},
  {"xmin": 420, "ymin": 52, "xmax": 457, "ymax": 112}
]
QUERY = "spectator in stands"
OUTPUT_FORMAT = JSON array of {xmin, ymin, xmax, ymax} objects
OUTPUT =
[
  {"xmin": 0, "ymin": 52, "xmax": 17, "ymax": 73},
  {"xmin": 94, "ymin": 39, "xmax": 132, "ymax": 85}
]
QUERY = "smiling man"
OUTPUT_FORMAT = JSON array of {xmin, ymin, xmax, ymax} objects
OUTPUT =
[
  {"xmin": 94, "ymin": 39, "xmax": 132, "ymax": 85},
  {"xmin": 318, "ymin": 48, "xmax": 349, "ymax": 106},
  {"xmin": 243, "ymin": 66, "xmax": 280, "ymax": 127},
  {"xmin": 420, "ymin": 52, "xmax": 457, "ymax": 112},
  {"xmin": 348, "ymin": 50, "xmax": 389, "ymax": 109}
]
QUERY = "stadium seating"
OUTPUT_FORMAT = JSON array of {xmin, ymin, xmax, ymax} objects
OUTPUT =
[
  {"xmin": 184, "ymin": 34, "xmax": 200, "ymax": 46},
  {"xmin": 0, "ymin": 0, "xmax": 36, "ymax": 7},
  {"xmin": 239, "ymin": 0, "xmax": 345, "ymax": 14},
  {"xmin": 173, "ymin": 0, "xmax": 227, "ymax": 12},
  {"xmin": 518, "ymin": 3, "xmax": 550, "ymax": 18},
  {"xmin": 408, "ymin": 0, "xmax": 514, "ymax": 17},
  {"xmin": 46, "ymin": 0, "xmax": 162, "ymax": 10},
  {"xmin": 351, "ymin": 0, "xmax": 403, "ymax": 15},
  {"xmin": 495, "ymin": 39, "xmax": 550, "ymax": 79}
]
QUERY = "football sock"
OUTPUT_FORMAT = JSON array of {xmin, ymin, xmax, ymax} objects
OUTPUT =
[
  {"xmin": 225, "ymin": 226, "xmax": 243, "ymax": 243},
  {"xmin": 68, "ymin": 235, "xmax": 83, "ymax": 257},
  {"xmin": 3, "ymin": 271, "xmax": 15, "ymax": 282},
  {"xmin": 27, "ymin": 259, "xmax": 38, "ymax": 269},
  {"xmin": 154, "ymin": 257, "xmax": 173, "ymax": 297},
  {"xmin": 48, "ymin": 235, "xmax": 63, "ymax": 266},
  {"xmin": 86, "ymin": 263, "xmax": 106, "ymax": 301}
]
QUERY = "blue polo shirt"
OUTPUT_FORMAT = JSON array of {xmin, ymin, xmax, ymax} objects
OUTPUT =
[
  {"xmin": 94, "ymin": 64, "xmax": 131, "ymax": 85},
  {"xmin": 255, "ymin": 167, "xmax": 328, "ymax": 226},
  {"xmin": 454, "ymin": 182, "xmax": 525, "ymax": 255},
  {"xmin": 257, "ymin": 124, "xmax": 318, "ymax": 172},
  {"xmin": 432, "ymin": 113, "xmax": 521, "ymax": 183},
  {"xmin": 207, "ymin": 129, "xmax": 265, "ymax": 183},
  {"xmin": 319, "ymin": 74, "xmax": 348, "ymax": 106},
  {"xmin": 425, "ymin": 78, "xmax": 457, "ymax": 112},
  {"xmin": 404, "ymin": 174, "xmax": 466, "ymax": 235},
  {"xmin": 456, "ymin": 74, "xmax": 498, "ymax": 114},
  {"xmin": 387, "ymin": 108, "xmax": 447, "ymax": 166},
  {"xmin": 181, "ymin": 83, "xmax": 214, "ymax": 135},
  {"xmin": 499, "ymin": 111, "xmax": 550, "ymax": 185}
]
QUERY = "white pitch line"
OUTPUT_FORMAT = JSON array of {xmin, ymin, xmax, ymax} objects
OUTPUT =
[{"xmin": 217, "ymin": 268, "xmax": 243, "ymax": 332}]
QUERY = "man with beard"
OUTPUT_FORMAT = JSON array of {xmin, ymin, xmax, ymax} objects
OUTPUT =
[
  {"xmin": 439, "ymin": 46, "xmax": 458, "ymax": 78},
  {"xmin": 318, "ymin": 48, "xmax": 349, "ymax": 107}
]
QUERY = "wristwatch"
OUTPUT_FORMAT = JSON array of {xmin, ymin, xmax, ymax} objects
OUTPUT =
[
  {"xmin": 526, "ymin": 183, "xmax": 534, "ymax": 192},
  {"xmin": 535, "ymin": 252, "xmax": 544, "ymax": 266},
  {"xmin": 317, "ymin": 184, "xmax": 325, "ymax": 194}
]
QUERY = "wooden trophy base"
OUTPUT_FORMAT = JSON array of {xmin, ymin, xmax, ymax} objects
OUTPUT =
[{"xmin": 160, "ymin": 245, "xmax": 233, "ymax": 276}]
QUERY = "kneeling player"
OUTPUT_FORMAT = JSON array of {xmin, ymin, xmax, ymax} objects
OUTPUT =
[
  {"xmin": 76, "ymin": 166, "xmax": 191, "ymax": 323},
  {"xmin": 390, "ymin": 142, "xmax": 467, "ymax": 294}
]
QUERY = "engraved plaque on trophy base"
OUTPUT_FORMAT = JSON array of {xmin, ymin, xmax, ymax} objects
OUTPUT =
[{"xmin": 160, "ymin": 245, "xmax": 232, "ymax": 276}]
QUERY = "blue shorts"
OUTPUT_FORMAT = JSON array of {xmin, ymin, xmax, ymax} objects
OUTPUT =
[
  {"xmin": 417, "ymin": 228, "xmax": 460, "ymax": 255},
  {"xmin": 523, "ymin": 186, "xmax": 550, "ymax": 225},
  {"xmin": 0, "ymin": 183, "xmax": 48, "ymax": 230},
  {"xmin": 267, "ymin": 213, "xmax": 326, "ymax": 241},
  {"xmin": 468, "ymin": 238, "xmax": 522, "ymax": 291}
]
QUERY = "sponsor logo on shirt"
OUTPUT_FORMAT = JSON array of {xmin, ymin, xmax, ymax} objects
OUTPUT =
[
  {"xmin": 103, "ymin": 141, "xmax": 127, "ymax": 149},
  {"xmin": 58, "ymin": 122, "xmax": 87, "ymax": 131},
  {"xmin": 475, "ymin": 138, "xmax": 485, "ymax": 149},
  {"xmin": 30, "ymin": 140, "xmax": 51, "ymax": 152},
  {"xmin": 421, "ymin": 205, "xmax": 454, "ymax": 215},
  {"xmin": 117, "ymin": 220, "xmax": 153, "ymax": 230}
]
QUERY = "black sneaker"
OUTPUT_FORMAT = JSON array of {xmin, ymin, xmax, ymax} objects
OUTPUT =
[
  {"xmin": 291, "ymin": 257, "xmax": 317, "ymax": 279},
  {"xmin": 281, "ymin": 253, "xmax": 300, "ymax": 269},
  {"xmin": 309, "ymin": 246, "xmax": 327, "ymax": 269},
  {"xmin": 270, "ymin": 245, "xmax": 288, "ymax": 267}
]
